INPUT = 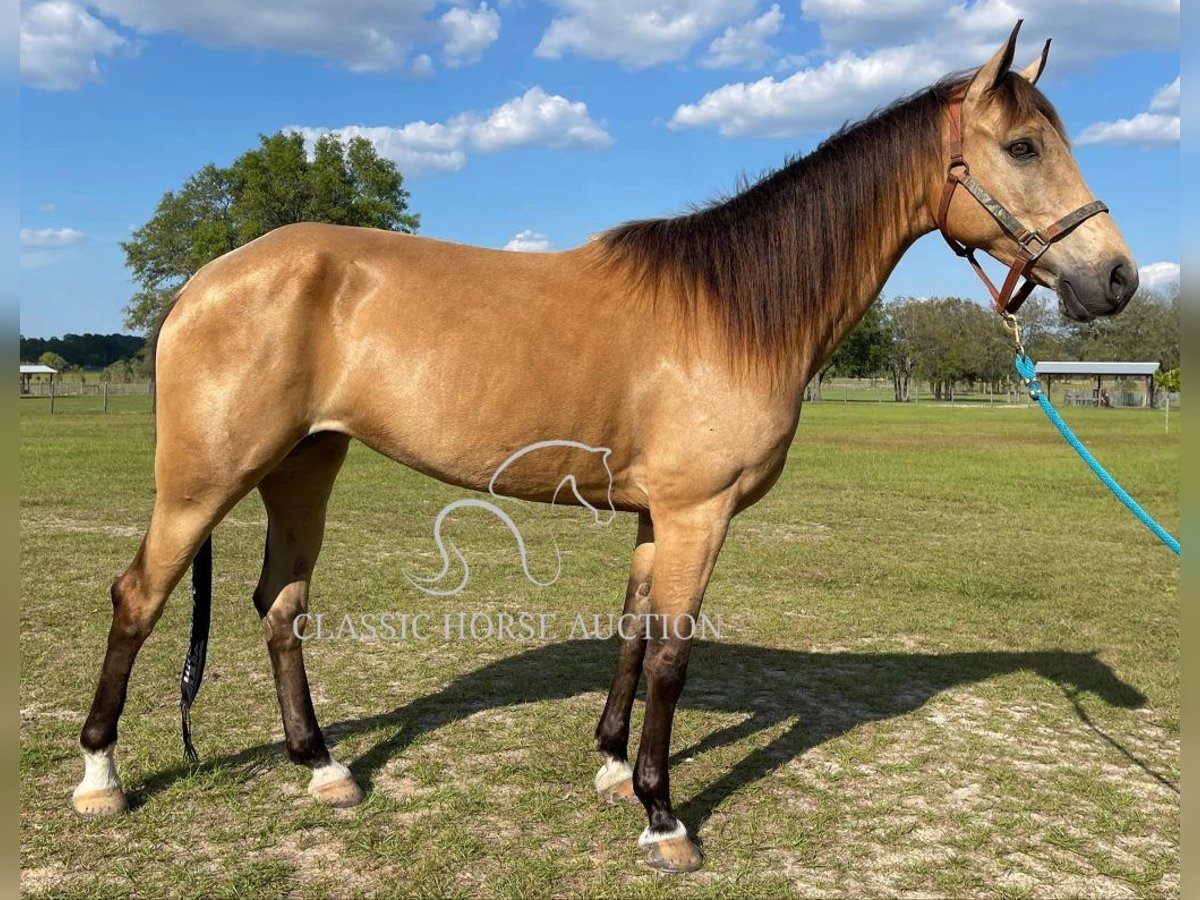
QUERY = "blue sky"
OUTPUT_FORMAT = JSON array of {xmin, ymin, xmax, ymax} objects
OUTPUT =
[{"xmin": 19, "ymin": 0, "xmax": 1179, "ymax": 338}]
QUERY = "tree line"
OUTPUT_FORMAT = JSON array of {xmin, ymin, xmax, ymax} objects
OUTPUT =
[
  {"xmin": 20, "ymin": 333, "xmax": 146, "ymax": 374},
  {"xmin": 821, "ymin": 290, "xmax": 1180, "ymax": 401}
]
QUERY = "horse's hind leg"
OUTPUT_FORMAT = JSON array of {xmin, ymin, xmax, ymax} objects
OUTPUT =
[
  {"xmin": 594, "ymin": 512, "xmax": 654, "ymax": 803},
  {"xmin": 75, "ymin": 488, "xmax": 241, "ymax": 815},
  {"xmin": 252, "ymin": 432, "xmax": 361, "ymax": 807}
]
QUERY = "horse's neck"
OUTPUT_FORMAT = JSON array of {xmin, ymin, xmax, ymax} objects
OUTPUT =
[{"xmin": 795, "ymin": 160, "xmax": 938, "ymax": 388}]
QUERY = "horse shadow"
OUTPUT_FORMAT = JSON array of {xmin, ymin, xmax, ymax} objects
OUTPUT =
[{"xmin": 133, "ymin": 641, "xmax": 1155, "ymax": 827}]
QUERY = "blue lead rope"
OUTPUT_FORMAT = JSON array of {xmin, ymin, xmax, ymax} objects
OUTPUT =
[{"xmin": 1014, "ymin": 354, "xmax": 1180, "ymax": 555}]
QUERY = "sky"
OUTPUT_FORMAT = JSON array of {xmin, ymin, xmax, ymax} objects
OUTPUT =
[{"xmin": 18, "ymin": 0, "xmax": 1180, "ymax": 338}]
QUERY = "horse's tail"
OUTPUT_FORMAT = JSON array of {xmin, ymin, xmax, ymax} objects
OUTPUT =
[{"xmin": 180, "ymin": 535, "xmax": 213, "ymax": 763}]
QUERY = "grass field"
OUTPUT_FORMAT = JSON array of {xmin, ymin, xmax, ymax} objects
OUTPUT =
[{"xmin": 20, "ymin": 396, "xmax": 1179, "ymax": 897}]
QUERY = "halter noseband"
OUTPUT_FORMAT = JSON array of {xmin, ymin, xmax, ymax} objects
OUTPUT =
[{"xmin": 935, "ymin": 86, "xmax": 1110, "ymax": 316}]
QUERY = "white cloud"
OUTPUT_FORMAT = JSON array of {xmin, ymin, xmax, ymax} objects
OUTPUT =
[
  {"xmin": 19, "ymin": 227, "xmax": 86, "ymax": 249},
  {"xmin": 1077, "ymin": 112, "xmax": 1179, "ymax": 148},
  {"xmin": 411, "ymin": 52, "xmax": 435, "ymax": 76},
  {"xmin": 289, "ymin": 87, "xmax": 612, "ymax": 175},
  {"xmin": 1150, "ymin": 75, "xmax": 1179, "ymax": 113},
  {"xmin": 440, "ymin": 2, "xmax": 500, "ymax": 67},
  {"xmin": 672, "ymin": 0, "xmax": 1179, "ymax": 138},
  {"xmin": 1138, "ymin": 261, "xmax": 1180, "ymax": 293},
  {"xmin": 801, "ymin": 0, "xmax": 950, "ymax": 51},
  {"xmin": 535, "ymin": 0, "xmax": 757, "ymax": 69},
  {"xmin": 701, "ymin": 4, "xmax": 782, "ymax": 70},
  {"xmin": 72, "ymin": 0, "xmax": 498, "ymax": 73},
  {"xmin": 503, "ymin": 229, "xmax": 554, "ymax": 251},
  {"xmin": 468, "ymin": 87, "xmax": 612, "ymax": 151},
  {"xmin": 20, "ymin": 1, "xmax": 127, "ymax": 90},
  {"xmin": 1078, "ymin": 77, "xmax": 1180, "ymax": 147},
  {"xmin": 673, "ymin": 44, "xmax": 946, "ymax": 137}
]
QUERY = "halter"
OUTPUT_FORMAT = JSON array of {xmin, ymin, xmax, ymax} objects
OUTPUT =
[{"xmin": 935, "ymin": 86, "xmax": 1110, "ymax": 316}]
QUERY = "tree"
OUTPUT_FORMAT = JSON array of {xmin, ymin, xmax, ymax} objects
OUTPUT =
[
  {"xmin": 38, "ymin": 351, "xmax": 67, "ymax": 370},
  {"xmin": 1062, "ymin": 289, "xmax": 1179, "ymax": 370},
  {"xmin": 829, "ymin": 298, "xmax": 890, "ymax": 379},
  {"xmin": 884, "ymin": 301, "xmax": 919, "ymax": 401},
  {"xmin": 1154, "ymin": 367, "xmax": 1180, "ymax": 393},
  {"xmin": 121, "ymin": 132, "xmax": 419, "ymax": 331}
]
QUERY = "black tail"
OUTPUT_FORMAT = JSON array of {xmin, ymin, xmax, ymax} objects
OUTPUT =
[{"xmin": 180, "ymin": 535, "xmax": 213, "ymax": 763}]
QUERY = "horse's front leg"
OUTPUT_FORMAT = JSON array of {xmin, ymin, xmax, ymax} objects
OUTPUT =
[
  {"xmin": 632, "ymin": 498, "xmax": 732, "ymax": 874},
  {"xmin": 594, "ymin": 512, "xmax": 654, "ymax": 803}
]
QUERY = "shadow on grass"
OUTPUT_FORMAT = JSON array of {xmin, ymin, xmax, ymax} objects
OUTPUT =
[{"xmin": 132, "ymin": 642, "xmax": 1150, "ymax": 830}]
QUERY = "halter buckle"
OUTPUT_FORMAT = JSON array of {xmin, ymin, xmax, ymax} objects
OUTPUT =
[{"xmin": 1017, "ymin": 230, "xmax": 1051, "ymax": 261}]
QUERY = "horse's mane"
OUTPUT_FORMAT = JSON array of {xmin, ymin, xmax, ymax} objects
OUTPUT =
[{"xmin": 595, "ymin": 70, "xmax": 1065, "ymax": 369}]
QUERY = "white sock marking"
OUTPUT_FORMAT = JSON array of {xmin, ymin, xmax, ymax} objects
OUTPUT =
[
  {"xmin": 594, "ymin": 755, "xmax": 633, "ymax": 792},
  {"xmin": 74, "ymin": 744, "xmax": 121, "ymax": 799},
  {"xmin": 639, "ymin": 820, "xmax": 688, "ymax": 847}
]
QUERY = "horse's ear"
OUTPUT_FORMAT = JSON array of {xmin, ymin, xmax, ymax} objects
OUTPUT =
[
  {"xmin": 1018, "ymin": 39, "xmax": 1051, "ymax": 85},
  {"xmin": 966, "ymin": 20, "xmax": 1022, "ymax": 103}
]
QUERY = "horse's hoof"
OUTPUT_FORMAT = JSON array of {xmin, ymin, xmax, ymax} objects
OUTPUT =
[
  {"xmin": 643, "ymin": 835, "xmax": 703, "ymax": 874},
  {"xmin": 71, "ymin": 788, "xmax": 128, "ymax": 817},
  {"xmin": 595, "ymin": 756, "xmax": 636, "ymax": 805},
  {"xmin": 308, "ymin": 760, "xmax": 364, "ymax": 808},
  {"xmin": 600, "ymin": 777, "xmax": 637, "ymax": 805},
  {"xmin": 312, "ymin": 777, "xmax": 364, "ymax": 807},
  {"xmin": 640, "ymin": 825, "xmax": 703, "ymax": 874}
]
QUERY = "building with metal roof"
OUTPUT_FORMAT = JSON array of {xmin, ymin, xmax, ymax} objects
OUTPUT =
[
  {"xmin": 1033, "ymin": 361, "xmax": 1162, "ymax": 408},
  {"xmin": 1033, "ymin": 361, "xmax": 1160, "ymax": 376},
  {"xmin": 19, "ymin": 363, "xmax": 57, "ymax": 397}
]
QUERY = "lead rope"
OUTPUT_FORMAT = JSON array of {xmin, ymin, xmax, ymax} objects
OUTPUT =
[{"xmin": 1003, "ymin": 315, "xmax": 1180, "ymax": 555}]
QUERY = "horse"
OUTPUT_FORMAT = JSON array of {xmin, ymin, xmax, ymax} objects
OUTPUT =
[{"xmin": 74, "ymin": 22, "xmax": 1137, "ymax": 874}]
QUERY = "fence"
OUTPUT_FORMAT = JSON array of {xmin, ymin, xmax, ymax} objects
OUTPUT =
[
  {"xmin": 18, "ymin": 379, "xmax": 154, "ymax": 415},
  {"xmin": 20, "ymin": 380, "xmax": 152, "ymax": 398},
  {"xmin": 1064, "ymin": 389, "xmax": 1147, "ymax": 408}
]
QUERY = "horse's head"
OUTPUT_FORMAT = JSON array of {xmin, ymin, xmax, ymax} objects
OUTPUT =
[{"xmin": 938, "ymin": 23, "xmax": 1137, "ymax": 321}]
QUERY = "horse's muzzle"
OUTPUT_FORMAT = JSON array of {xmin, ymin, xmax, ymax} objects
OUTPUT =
[{"xmin": 1057, "ymin": 256, "xmax": 1138, "ymax": 321}]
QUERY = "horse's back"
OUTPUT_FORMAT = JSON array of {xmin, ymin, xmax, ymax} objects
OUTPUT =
[{"xmin": 154, "ymin": 223, "xmax": 660, "ymax": 500}]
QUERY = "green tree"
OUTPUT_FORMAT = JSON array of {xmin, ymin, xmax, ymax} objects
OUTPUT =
[
  {"xmin": 1063, "ymin": 289, "xmax": 1180, "ymax": 370},
  {"xmin": 122, "ymin": 132, "xmax": 419, "ymax": 331},
  {"xmin": 38, "ymin": 351, "xmax": 67, "ymax": 370},
  {"xmin": 829, "ymin": 298, "xmax": 890, "ymax": 379},
  {"xmin": 1154, "ymin": 367, "xmax": 1180, "ymax": 393}
]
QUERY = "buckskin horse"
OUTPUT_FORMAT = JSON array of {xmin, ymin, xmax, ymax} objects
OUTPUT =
[{"xmin": 74, "ymin": 22, "xmax": 1136, "ymax": 873}]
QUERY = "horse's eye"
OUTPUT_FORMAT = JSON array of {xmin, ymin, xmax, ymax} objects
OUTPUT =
[{"xmin": 1007, "ymin": 140, "xmax": 1037, "ymax": 159}]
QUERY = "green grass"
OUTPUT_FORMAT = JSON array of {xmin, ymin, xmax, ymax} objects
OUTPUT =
[{"xmin": 20, "ymin": 398, "xmax": 1178, "ymax": 897}]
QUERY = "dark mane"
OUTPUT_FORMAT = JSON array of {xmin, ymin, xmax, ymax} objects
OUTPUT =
[{"xmin": 597, "ymin": 70, "xmax": 1065, "ymax": 367}]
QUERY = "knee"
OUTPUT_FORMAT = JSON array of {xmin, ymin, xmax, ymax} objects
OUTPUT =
[{"xmin": 108, "ymin": 573, "xmax": 158, "ymax": 641}]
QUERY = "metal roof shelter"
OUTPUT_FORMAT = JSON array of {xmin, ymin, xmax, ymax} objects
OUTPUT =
[
  {"xmin": 1034, "ymin": 361, "xmax": 1160, "ymax": 376},
  {"xmin": 19, "ymin": 363, "xmax": 57, "ymax": 398},
  {"xmin": 1033, "ymin": 361, "xmax": 1162, "ymax": 407}
]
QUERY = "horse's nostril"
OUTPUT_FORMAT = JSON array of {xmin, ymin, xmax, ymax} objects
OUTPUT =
[{"xmin": 1107, "ymin": 262, "xmax": 1137, "ymax": 305}]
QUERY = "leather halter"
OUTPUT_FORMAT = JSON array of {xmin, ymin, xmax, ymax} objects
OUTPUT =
[{"xmin": 935, "ymin": 86, "xmax": 1110, "ymax": 316}]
